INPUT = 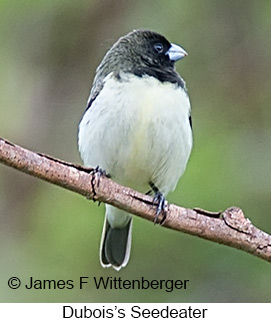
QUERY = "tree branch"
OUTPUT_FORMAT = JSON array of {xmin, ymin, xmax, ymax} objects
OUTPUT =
[{"xmin": 1, "ymin": 137, "xmax": 271, "ymax": 263}]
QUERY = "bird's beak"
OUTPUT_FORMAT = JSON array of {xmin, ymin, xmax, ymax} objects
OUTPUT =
[{"xmin": 166, "ymin": 43, "xmax": 188, "ymax": 62}]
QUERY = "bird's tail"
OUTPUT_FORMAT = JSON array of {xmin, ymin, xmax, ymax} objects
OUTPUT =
[{"xmin": 100, "ymin": 205, "xmax": 132, "ymax": 271}]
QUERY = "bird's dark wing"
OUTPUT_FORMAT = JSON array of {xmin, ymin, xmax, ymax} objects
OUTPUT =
[
  {"xmin": 189, "ymin": 115, "xmax": 192, "ymax": 130},
  {"xmin": 85, "ymin": 80, "xmax": 104, "ymax": 112}
]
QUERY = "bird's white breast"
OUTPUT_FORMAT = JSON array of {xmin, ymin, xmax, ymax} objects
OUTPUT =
[{"xmin": 78, "ymin": 72, "xmax": 192, "ymax": 195}]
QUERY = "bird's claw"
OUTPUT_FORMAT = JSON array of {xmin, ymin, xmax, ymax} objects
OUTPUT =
[
  {"xmin": 92, "ymin": 166, "xmax": 107, "ymax": 186},
  {"xmin": 149, "ymin": 182, "xmax": 167, "ymax": 224},
  {"xmin": 90, "ymin": 166, "xmax": 109, "ymax": 202},
  {"xmin": 153, "ymin": 191, "xmax": 167, "ymax": 224}
]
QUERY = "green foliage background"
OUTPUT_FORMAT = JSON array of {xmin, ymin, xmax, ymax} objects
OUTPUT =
[{"xmin": 0, "ymin": 0, "xmax": 271, "ymax": 302}]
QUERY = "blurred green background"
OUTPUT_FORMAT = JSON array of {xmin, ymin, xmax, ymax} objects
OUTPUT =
[{"xmin": 1, "ymin": 0, "xmax": 271, "ymax": 302}]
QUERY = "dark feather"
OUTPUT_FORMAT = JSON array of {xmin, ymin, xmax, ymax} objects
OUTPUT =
[{"xmin": 133, "ymin": 66, "xmax": 186, "ymax": 89}]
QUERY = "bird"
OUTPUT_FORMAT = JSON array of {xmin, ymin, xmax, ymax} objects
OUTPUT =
[{"xmin": 78, "ymin": 29, "xmax": 193, "ymax": 271}]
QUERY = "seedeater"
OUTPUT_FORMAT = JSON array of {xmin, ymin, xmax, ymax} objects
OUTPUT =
[{"xmin": 78, "ymin": 29, "xmax": 192, "ymax": 270}]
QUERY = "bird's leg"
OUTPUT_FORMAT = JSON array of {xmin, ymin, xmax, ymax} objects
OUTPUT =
[{"xmin": 149, "ymin": 181, "xmax": 167, "ymax": 224}]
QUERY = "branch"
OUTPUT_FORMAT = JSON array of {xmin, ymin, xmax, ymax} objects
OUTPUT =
[{"xmin": 1, "ymin": 137, "xmax": 271, "ymax": 263}]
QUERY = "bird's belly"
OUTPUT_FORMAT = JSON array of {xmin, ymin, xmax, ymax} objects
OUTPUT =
[
  {"xmin": 116, "ymin": 112, "xmax": 191, "ymax": 194},
  {"xmin": 78, "ymin": 74, "xmax": 192, "ymax": 195}
]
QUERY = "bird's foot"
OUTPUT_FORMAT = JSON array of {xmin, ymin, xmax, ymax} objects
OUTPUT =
[
  {"xmin": 90, "ymin": 166, "xmax": 109, "ymax": 203},
  {"xmin": 92, "ymin": 166, "xmax": 109, "ymax": 185},
  {"xmin": 149, "ymin": 182, "xmax": 168, "ymax": 224}
]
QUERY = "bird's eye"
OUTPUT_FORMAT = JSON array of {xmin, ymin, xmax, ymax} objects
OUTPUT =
[{"xmin": 154, "ymin": 42, "xmax": 164, "ymax": 54}]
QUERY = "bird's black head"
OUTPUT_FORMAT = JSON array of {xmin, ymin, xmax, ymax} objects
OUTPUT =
[
  {"xmin": 124, "ymin": 30, "xmax": 176, "ymax": 68},
  {"xmin": 94, "ymin": 29, "xmax": 187, "ymax": 86}
]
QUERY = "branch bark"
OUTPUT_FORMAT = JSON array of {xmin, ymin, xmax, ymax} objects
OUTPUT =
[{"xmin": 1, "ymin": 137, "xmax": 271, "ymax": 262}]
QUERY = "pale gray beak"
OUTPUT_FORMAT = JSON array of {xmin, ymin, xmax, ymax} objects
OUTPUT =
[{"xmin": 166, "ymin": 43, "xmax": 188, "ymax": 62}]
